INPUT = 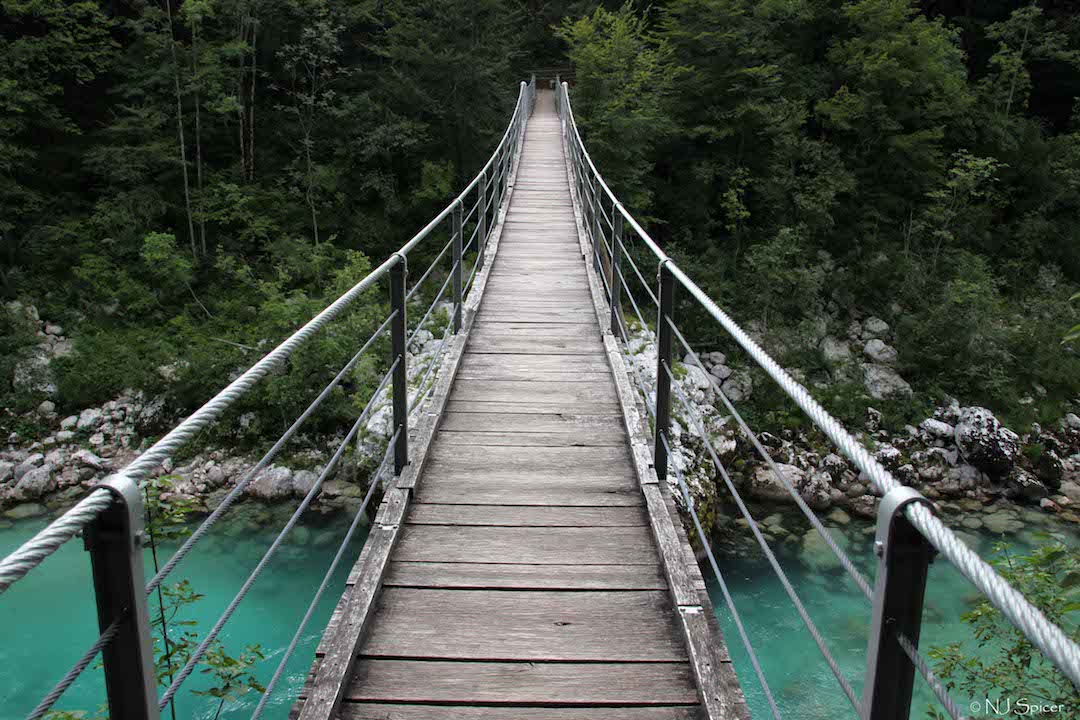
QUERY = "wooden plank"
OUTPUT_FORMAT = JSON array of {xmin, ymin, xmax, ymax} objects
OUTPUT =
[
  {"xmin": 359, "ymin": 589, "xmax": 687, "ymax": 662},
  {"xmin": 440, "ymin": 411, "xmax": 624, "ymax": 434},
  {"xmin": 298, "ymin": 522, "xmax": 399, "ymax": 720},
  {"xmin": 405, "ymin": 503, "xmax": 647, "ymax": 526},
  {"xmin": 334, "ymin": 704, "xmax": 701, "ymax": 720},
  {"xmin": 340, "ymin": 660, "xmax": 700, "ymax": 706},
  {"xmin": 415, "ymin": 472, "xmax": 642, "ymax": 506},
  {"xmin": 459, "ymin": 353, "xmax": 609, "ymax": 373},
  {"xmin": 425, "ymin": 444, "xmax": 629, "ymax": 474},
  {"xmin": 470, "ymin": 322, "xmax": 599, "ymax": 335},
  {"xmin": 383, "ymin": 561, "xmax": 668, "ymax": 590},
  {"xmin": 394, "ymin": 525, "xmax": 656, "ymax": 564},
  {"xmin": 467, "ymin": 336, "xmax": 603, "ymax": 355},
  {"xmin": 437, "ymin": 429, "xmax": 625, "ymax": 446},
  {"xmin": 678, "ymin": 608, "xmax": 748, "ymax": 718},
  {"xmin": 445, "ymin": 399, "xmax": 623, "ymax": 414},
  {"xmin": 453, "ymin": 378, "xmax": 616, "ymax": 405}
]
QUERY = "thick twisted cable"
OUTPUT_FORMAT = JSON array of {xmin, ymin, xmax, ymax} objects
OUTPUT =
[
  {"xmin": 26, "ymin": 618, "xmax": 121, "ymax": 720},
  {"xmin": 665, "ymin": 265, "xmax": 1080, "ymax": 685},
  {"xmin": 665, "ymin": 323, "xmax": 873, "ymax": 601},
  {"xmin": 249, "ymin": 427, "xmax": 399, "ymax": 720},
  {"xmin": 120, "ymin": 256, "xmax": 399, "ymax": 484},
  {"xmin": 561, "ymin": 77, "xmax": 1080, "ymax": 688},
  {"xmin": 158, "ymin": 359, "xmax": 399, "ymax": 708},
  {"xmin": 145, "ymin": 310, "xmax": 397, "ymax": 595},
  {"xmin": 659, "ymin": 434, "xmax": 782, "ymax": 720},
  {"xmin": 0, "ymin": 488, "xmax": 115, "ymax": 594}
]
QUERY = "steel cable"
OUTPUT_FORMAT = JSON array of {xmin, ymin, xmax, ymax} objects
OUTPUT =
[
  {"xmin": 665, "ymin": 321, "xmax": 874, "ymax": 601},
  {"xmin": 248, "ymin": 427, "xmax": 400, "ymax": 720},
  {"xmin": 145, "ymin": 311, "xmax": 397, "ymax": 595},
  {"xmin": 25, "ymin": 618, "xmax": 121, "ymax": 720},
  {"xmin": 405, "ymin": 237, "xmax": 453, "ymax": 303},
  {"xmin": 157, "ymin": 358, "xmax": 399, "ymax": 708},
  {"xmin": 658, "ymin": 434, "xmax": 783, "ymax": 720},
  {"xmin": 0, "ymin": 488, "xmax": 116, "ymax": 594}
]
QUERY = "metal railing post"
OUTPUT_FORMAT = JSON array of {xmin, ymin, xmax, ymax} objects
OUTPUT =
[
  {"xmin": 863, "ymin": 487, "xmax": 937, "ymax": 720},
  {"xmin": 610, "ymin": 208, "xmax": 623, "ymax": 335},
  {"xmin": 389, "ymin": 257, "xmax": 409, "ymax": 474},
  {"xmin": 654, "ymin": 262, "xmax": 675, "ymax": 481},
  {"xmin": 452, "ymin": 201, "xmax": 463, "ymax": 332},
  {"xmin": 478, "ymin": 172, "xmax": 488, "ymax": 270},
  {"xmin": 84, "ymin": 475, "xmax": 160, "ymax": 720}
]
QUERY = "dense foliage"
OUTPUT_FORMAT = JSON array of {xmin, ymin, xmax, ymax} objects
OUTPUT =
[
  {"xmin": 3, "ymin": 0, "xmax": 1080, "ymax": 432},
  {"xmin": 929, "ymin": 542, "xmax": 1080, "ymax": 716},
  {"xmin": 560, "ymin": 0, "xmax": 1080, "ymax": 426}
]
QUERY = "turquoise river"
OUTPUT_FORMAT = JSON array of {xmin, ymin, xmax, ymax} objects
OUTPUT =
[{"xmin": 0, "ymin": 501, "xmax": 1075, "ymax": 719}]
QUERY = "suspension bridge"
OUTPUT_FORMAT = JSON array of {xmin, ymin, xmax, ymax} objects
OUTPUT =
[{"xmin": 1, "ymin": 78, "xmax": 1078, "ymax": 720}]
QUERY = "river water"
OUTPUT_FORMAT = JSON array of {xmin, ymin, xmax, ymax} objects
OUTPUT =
[{"xmin": 0, "ymin": 501, "xmax": 1074, "ymax": 719}]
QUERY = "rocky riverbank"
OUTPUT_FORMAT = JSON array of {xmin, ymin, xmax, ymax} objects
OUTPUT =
[
  {"xmin": 620, "ymin": 323, "xmax": 1080, "ymax": 541},
  {"xmin": 0, "ymin": 309, "xmax": 453, "ymax": 522}
]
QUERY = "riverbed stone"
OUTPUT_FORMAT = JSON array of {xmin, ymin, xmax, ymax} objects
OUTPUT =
[
  {"xmin": 861, "ymin": 364, "xmax": 912, "ymax": 400},
  {"xmin": 749, "ymin": 463, "xmax": 804, "ymax": 503},
  {"xmin": 14, "ymin": 453, "xmax": 44, "ymax": 481},
  {"xmin": 862, "ymin": 317, "xmax": 890, "ymax": 339},
  {"xmin": 863, "ymin": 339, "xmax": 898, "ymax": 365},
  {"xmin": 821, "ymin": 336, "xmax": 852, "ymax": 363},
  {"xmin": 953, "ymin": 407, "xmax": 1020, "ymax": 478},
  {"xmin": 4, "ymin": 502, "xmax": 47, "ymax": 519},
  {"xmin": 920, "ymin": 418, "xmax": 954, "ymax": 439},
  {"xmin": 13, "ymin": 465, "xmax": 56, "ymax": 500},
  {"xmin": 247, "ymin": 466, "xmax": 294, "ymax": 500},
  {"xmin": 77, "ymin": 408, "xmax": 103, "ymax": 430}
]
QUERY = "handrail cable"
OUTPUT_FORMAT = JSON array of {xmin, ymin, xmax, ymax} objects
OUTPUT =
[
  {"xmin": 248, "ymin": 426, "xmax": 401, "ymax": 720},
  {"xmin": 558, "ymin": 79, "xmax": 1080, "ymax": 688},
  {"xmin": 158, "ymin": 358, "xmax": 400, "ymax": 707}
]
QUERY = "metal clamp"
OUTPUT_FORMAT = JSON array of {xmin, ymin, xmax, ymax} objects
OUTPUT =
[
  {"xmin": 85, "ymin": 474, "xmax": 160, "ymax": 720},
  {"xmin": 863, "ymin": 486, "xmax": 939, "ymax": 720}
]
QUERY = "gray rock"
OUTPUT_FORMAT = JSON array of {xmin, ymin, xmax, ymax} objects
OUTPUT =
[
  {"xmin": 12, "ymin": 347, "xmax": 54, "ymax": 395},
  {"xmin": 850, "ymin": 494, "xmax": 878, "ymax": 519},
  {"xmin": 14, "ymin": 453, "xmax": 44, "ymax": 481},
  {"xmin": 799, "ymin": 470, "xmax": 833, "ymax": 510},
  {"xmin": 88, "ymin": 432, "xmax": 105, "ymax": 446},
  {"xmin": 247, "ymin": 466, "xmax": 294, "ymax": 500},
  {"xmin": 874, "ymin": 444, "xmax": 902, "ymax": 471},
  {"xmin": 14, "ymin": 464, "xmax": 56, "ymax": 500},
  {"xmin": 60, "ymin": 415, "xmax": 78, "ymax": 430},
  {"xmin": 827, "ymin": 508, "xmax": 851, "ymax": 525},
  {"xmin": 709, "ymin": 365, "xmax": 733, "ymax": 382},
  {"xmin": 206, "ymin": 465, "xmax": 226, "ymax": 485},
  {"xmin": 703, "ymin": 351, "xmax": 726, "ymax": 367},
  {"xmin": 1007, "ymin": 468, "xmax": 1047, "ymax": 500},
  {"xmin": 953, "ymin": 407, "xmax": 1020, "ymax": 478},
  {"xmin": 1059, "ymin": 481, "xmax": 1080, "ymax": 504},
  {"xmin": 982, "ymin": 509, "xmax": 1023, "ymax": 535},
  {"xmin": 920, "ymin": 418, "xmax": 954, "ymax": 439},
  {"xmin": 720, "ymin": 370, "xmax": 752, "ymax": 403},
  {"xmin": 749, "ymin": 463, "xmax": 805, "ymax": 503},
  {"xmin": 44, "ymin": 323, "xmax": 62, "ymax": 336},
  {"xmin": 818, "ymin": 453, "xmax": 848, "ymax": 483},
  {"xmin": 0, "ymin": 461, "xmax": 13, "ymax": 484},
  {"xmin": 863, "ymin": 338, "xmax": 898, "ymax": 365},
  {"xmin": 55, "ymin": 430, "xmax": 74, "ymax": 443},
  {"xmin": 1066, "ymin": 413, "xmax": 1080, "ymax": 430},
  {"xmin": 37, "ymin": 400, "xmax": 56, "ymax": 415},
  {"xmin": 4, "ymin": 503, "xmax": 47, "ymax": 520},
  {"xmin": 861, "ymin": 364, "xmax": 913, "ymax": 400},
  {"xmin": 77, "ymin": 408, "xmax": 103, "ymax": 430},
  {"xmin": 73, "ymin": 449, "xmax": 105, "ymax": 471},
  {"xmin": 293, "ymin": 470, "xmax": 319, "ymax": 495},
  {"xmin": 862, "ymin": 316, "xmax": 890, "ymax": 339},
  {"xmin": 820, "ymin": 336, "xmax": 852, "ymax": 363}
]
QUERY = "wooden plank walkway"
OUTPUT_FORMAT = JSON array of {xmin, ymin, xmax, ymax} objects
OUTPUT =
[{"xmin": 295, "ymin": 90, "xmax": 746, "ymax": 720}]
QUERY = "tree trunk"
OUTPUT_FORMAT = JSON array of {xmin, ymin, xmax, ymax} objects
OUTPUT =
[
  {"xmin": 193, "ymin": 22, "xmax": 206, "ymax": 255},
  {"xmin": 165, "ymin": 0, "xmax": 197, "ymax": 259},
  {"xmin": 248, "ymin": 13, "xmax": 258, "ymax": 181}
]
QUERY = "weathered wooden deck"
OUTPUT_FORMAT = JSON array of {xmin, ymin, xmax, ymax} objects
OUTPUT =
[{"xmin": 294, "ymin": 90, "xmax": 747, "ymax": 720}]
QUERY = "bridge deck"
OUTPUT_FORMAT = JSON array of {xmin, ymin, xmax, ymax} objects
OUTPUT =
[{"xmin": 295, "ymin": 91, "xmax": 745, "ymax": 720}]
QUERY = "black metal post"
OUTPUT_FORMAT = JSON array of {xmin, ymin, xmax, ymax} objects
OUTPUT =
[
  {"xmin": 610, "ymin": 208, "xmax": 623, "ymax": 335},
  {"xmin": 863, "ymin": 487, "xmax": 936, "ymax": 720},
  {"xmin": 389, "ymin": 258, "xmax": 409, "ymax": 474},
  {"xmin": 654, "ymin": 263, "xmax": 675, "ymax": 481},
  {"xmin": 452, "ymin": 201, "xmax": 464, "ymax": 332},
  {"xmin": 85, "ymin": 476, "xmax": 159, "ymax": 720},
  {"xmin": 478, "ymin": 172, "xmax": 488, "ymax": 271}
]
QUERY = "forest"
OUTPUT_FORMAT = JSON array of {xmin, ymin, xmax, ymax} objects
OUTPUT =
[{"xmin": 2, "ymin": 0, "xmax": 1080, "ymax": 433}]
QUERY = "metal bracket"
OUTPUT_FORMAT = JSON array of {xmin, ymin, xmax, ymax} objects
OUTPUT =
[
  {"xmin": 85, "ymin": 474, "xmax": 160, "ymax": 720},
  {"xmin": 863, "ymin": 486, "xmax": 939, "ymax": 720}
]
